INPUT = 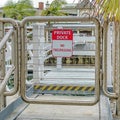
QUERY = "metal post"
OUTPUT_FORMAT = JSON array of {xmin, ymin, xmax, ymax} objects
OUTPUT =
[
  {"xmin": 107, "ymin": 23, "xmax": 112, "ymax": 86},
  {"xmin": 112, "ymin": 22, "xmax": 118, "ymax": 116},
  {"xmin": 102, "ymin": 21, "xmax": 118, "ymax": 98},
  {"xmin": 116, "ymin": 23, "xmax": 120, "ymax": 116},
  {"xmin": 57, "ymin": 58, "xmax": 62, "ymax": 69},
  {"xmin": 33, "ymin": 23, "xmax": 45, "ymax": 83},
  {"xmin": 0, "ymin": 22, "xmax": 6, "ymax": 110},
  {"xmin": 4, "ymin": 28, "xmax": 19, "ymax": 96},
  {"xmin": 56, "ymin": 26, "xmax": 62, "ymax": 69}
]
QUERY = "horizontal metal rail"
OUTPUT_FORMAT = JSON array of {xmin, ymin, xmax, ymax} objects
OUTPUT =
[
  {"xmin": 20, "ymin": 16, "xmax": 100, "ymax": 105},
  {"xmin": 0, "ymin": 18, "xmax": 18, "ymax": 27},
  {"xmin": 0, "ymin": 65, "xmax": 15, "ymax": 95},
  {"xmin": 21, "ymin": 16, "xmax": 99, "ymax": 27},
  {"xmin": 0, "ymin": 29, "xmax": 14, "ymax": 51}
]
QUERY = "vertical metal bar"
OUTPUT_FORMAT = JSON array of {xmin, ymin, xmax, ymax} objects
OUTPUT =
[
  {"xmin": 94, "ymin": 18, "xmax": 100, "ymax": 103},
  {"xmin": 0, "ymin": 22, "xmax": 6, "ymax": 110},
  {"xmin": 107, "ymin": 23, "xmax": 112, "ymax": 85},
  {"xmin": 16, "ymin": 22, "xmax": 21, "ymax": 96},
  {"xmin": 116, "ymin": 23, "xmax": 120, "ymax": 116},
  {"xmin": 112, "ymin": 22, "xmax": 117, "ymax": 93},
  {"xmin": 111, "ymin": 22, "xmax": 118, "ymax": 116},
  {"xmin": 20, "ymin": 25, "xmax": 26, "ymax": 100},
  {"xmin": 4, "ymin": 27, "xmax": 19, "ymax": 96}
]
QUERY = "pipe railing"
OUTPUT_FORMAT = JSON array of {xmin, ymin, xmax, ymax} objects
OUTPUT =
[
  {"xmin": 4, "ymin": 28, "xmax": 19, "ymax": 96},
  {"xmin": 102, "ymin": 21, "xmax": 118, "ymax": 98},
  {"xmin": 0, "ymin": 65, "xmax": 15, "ymax": 95},
  {"xmin": 0, "ymin": 29, "xmax": 14, "ymax": 51},
  {"xmin": 20, "ymin": 16, "xmax": 100, "ymax": 105},
  {"xmin": 0, "ymin": 18, "xmax": 19, "ymax": 97}
]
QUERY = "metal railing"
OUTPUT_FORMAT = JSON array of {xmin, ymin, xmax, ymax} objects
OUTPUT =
[
  {"xmin": 0, "ymin": 29, "xmax": 14, "ymax": 51},
  {"xmin": 0, "ymin": 65, "xmax": 15, "ymax": 95},
  {"xmin": 0, "ymin": 16, "xmax": 118, "ymax": 112},
  {"xmin": 0, "ymin": 18, "xmax": 19, "ymax": 97},
  {"xmin": 102, "ymin": 21, "xmax": 118, "ymax": 98},
  {"xmin": 20, "ymin": 16, "xmax": 101, "ymax": 105}
]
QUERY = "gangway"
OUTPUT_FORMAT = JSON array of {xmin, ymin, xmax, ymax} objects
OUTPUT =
[
  {"xmin": 3, "ymin": 94, "xmax": 112, "ymax": 120},
  {"xmin": 0, "ymin": 16, "xmax": 119, "ymax": 120}
]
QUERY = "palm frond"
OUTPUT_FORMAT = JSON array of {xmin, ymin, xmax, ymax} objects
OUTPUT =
[{"xmin": 94, "ymin": 0, "xmax": 120, "ymax": 22}]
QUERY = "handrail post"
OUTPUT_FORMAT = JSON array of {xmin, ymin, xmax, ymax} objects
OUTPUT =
[
  {"xmin": 116, "ymin": 22, "xmax": 120, "ymax": 116},
  {"xmin": 0, "ymin": 22, "xmax": 6, "ymax": 110},
  {"xmin": 4, "ymin": 25, "xmax": 19, "ymax": 96},
  {"xmin": 102, "ymin": 21, "xmax": 118, "ymax": 98}
]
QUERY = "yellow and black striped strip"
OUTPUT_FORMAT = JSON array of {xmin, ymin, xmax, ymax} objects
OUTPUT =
[{"xmin": 34, "ymin": 85, "xmax": 95, "ymax": 92}]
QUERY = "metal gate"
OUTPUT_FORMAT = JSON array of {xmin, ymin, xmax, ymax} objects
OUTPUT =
[
  {"xmin": 0, "ymin": 18, "xmax": 19, "ymax": 110},
  {"xmin": 20, "ymin": 16, "xmax": 100, "ymax": 105}
]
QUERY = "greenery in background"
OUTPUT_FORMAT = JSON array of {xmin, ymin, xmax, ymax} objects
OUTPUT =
[
  {"xmin": 7, "ymin": 74, "xmax": 14, "ymax": 89},
  {"xmin": 94, "ymin": 0, "xmax": 120, "ymax": 21},
  {"xmin": 3, "ymin": 0, "xmax": 35, "ymax": 20},
  {"xmin": 7, "ymin": 74, "xmax": 33, "ymax": 89},
  {"xmin": 27, "ymin": 74, "xmax": 33, "ymax": 81},
  {"xmin": 41, "ymin": 0, "xmax": 67, "ymax": 16}
]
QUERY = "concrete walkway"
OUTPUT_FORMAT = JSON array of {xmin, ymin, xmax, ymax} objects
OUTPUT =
[{"xmin": 15, "ymin": 95, "xmax": 112, "ymax": 120}]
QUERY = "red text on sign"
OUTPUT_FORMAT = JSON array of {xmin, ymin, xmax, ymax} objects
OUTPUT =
[{"xmin": 52, "ymin": 29, "xmax": 73, "ymax": 40}]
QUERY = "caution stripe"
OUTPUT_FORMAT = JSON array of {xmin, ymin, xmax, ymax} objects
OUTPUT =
[
  {"xmin": 34, "ymin": 85, "xmax": 95, "ymax": 92},
  {"xmin": 41, "ymin": 85, "xmax": 47, "ymax": 91}
]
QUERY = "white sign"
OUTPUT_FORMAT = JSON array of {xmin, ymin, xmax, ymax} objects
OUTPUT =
[{"xmin": 52, "ymin": 29, "xmax": 73, "ymax": 57}]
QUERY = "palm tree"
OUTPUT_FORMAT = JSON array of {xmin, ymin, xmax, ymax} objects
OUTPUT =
[
  {"xmin": 41, "ymin": 0, "xmax": 67, "ymax": 16},
  {"xmin": 93, "ymin": 0, "xmax": 120, "ymax": 21},
  {"xmin": 3, "ymin": 0, "xmax": 35, "ymax": 20}
]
